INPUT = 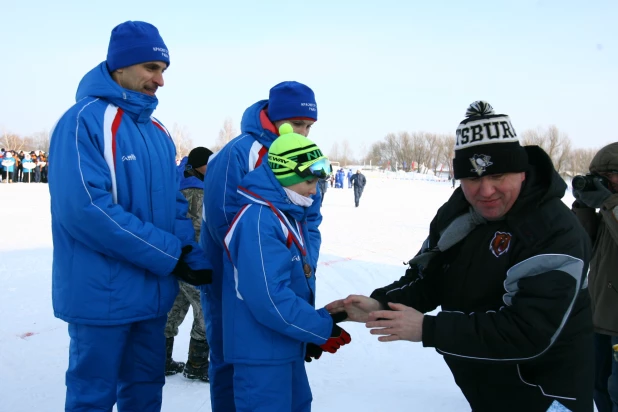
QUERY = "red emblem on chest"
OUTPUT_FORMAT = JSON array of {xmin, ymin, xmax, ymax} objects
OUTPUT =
[{"xmin": 490, "ymin": 231, "xmax": 512, "ymax": 257}]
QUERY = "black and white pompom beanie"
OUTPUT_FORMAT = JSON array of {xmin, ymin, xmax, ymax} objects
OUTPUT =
[{"xmin": 453, "ymin": 101, "xmax": 528, "ymax": 179}]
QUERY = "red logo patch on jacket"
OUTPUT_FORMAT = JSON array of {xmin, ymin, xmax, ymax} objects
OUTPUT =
[{"xmin": 490, "ymin": 231, "xmax": 512, "ymax": 257}]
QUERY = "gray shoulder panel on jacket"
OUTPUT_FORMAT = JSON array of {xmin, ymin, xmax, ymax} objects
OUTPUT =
[{"xmin": 503, "ymin": 254, "xmax": 584, "ymax": 307}]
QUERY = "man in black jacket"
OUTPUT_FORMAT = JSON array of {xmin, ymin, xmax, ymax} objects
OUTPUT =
[
  {"xmin": 327, "ymin": 101, "xmax": 593, "ymax": 412},
  {"xmin": 350, "ymin": 169, "xmax": 367, "ymax": 207}
]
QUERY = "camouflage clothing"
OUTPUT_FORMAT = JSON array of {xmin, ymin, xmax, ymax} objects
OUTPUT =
[
  {"xmin": 183, "ymin": 187, "xmax": 204, "ymax": 240},
  {"xmin": 165, "ymin": 281, "xmax": 205, "ymax": 341},
  {"xmin": 165, "ymin": 186, "xmax": 207, "ymax": 341}
]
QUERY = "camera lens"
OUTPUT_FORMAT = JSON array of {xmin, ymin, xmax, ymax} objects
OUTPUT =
[{"xmin": 572, "ymin": 176, "xmax": 587, "ymax": 191}]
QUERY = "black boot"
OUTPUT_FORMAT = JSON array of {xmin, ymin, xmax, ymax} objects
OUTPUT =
[
  {"xmin": 183, "ymin": 337, "xmax": 210, "ymax": 382},
  {"xmin": 165, "ymin": 337, "xmax": 185, "ymax": 376}
]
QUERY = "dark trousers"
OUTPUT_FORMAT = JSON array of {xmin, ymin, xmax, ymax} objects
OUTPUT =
[
  {"xmin": 34, "ymin": 166, "xmax": 41, "ymax": 183},
  {"xmin": 594, "ymin": 333, "xmax": 618, "ymax": 412},
  {"xmin": 354, "ymin": 186, "xmax": 364, "ymax": 207}
]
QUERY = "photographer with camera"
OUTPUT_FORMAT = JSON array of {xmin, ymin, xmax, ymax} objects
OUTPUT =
[{"xmin": 572, "ymin": 142, "xmax": 618, "ymax": 412}]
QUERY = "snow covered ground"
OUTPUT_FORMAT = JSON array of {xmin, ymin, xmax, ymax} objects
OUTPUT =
[{"xmin": 0, "ymin": 174, "xmax": 578, "ymax": 411}]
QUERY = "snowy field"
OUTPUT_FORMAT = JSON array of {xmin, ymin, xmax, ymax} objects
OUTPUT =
[{"xmin": 0, "ymin": 174, "xmax": 578, "ymax": 411}]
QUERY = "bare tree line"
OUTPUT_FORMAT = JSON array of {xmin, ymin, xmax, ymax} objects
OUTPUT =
[
  {"xmin": 213, "ymin": 117, "xmax": 237, "ymax": 152},
  {"xmin": 1, "ymin": 125, "xmax": 196, "ymax": 161},
  {"xmin": 328, "ymin": 140, "xmax": 355, "ymax": 166},
  {"xmin": 1, "ymin": 129, "xmax": 51, "ymax": 153},
  {"xmin": 360, "ymin": 132, "xmax": 454, "ymax": 174},
  {"xmin": 354, "ymin": 125, "xmax": 599, "ymax": 177},
  {"xmin": 520, "ymin": 126, "xmax": 597, "ymax": 177},
  {"xmin": 0, "ymin": 121, "xmax": 601, "ymax": 178},
  {"xmin": 170, "ymin": 123, "xmax": 194, "ymax": 159},
  {"xmin": 172, "ymin": 117, "xmax": 237, "ymax": 158},
  {"xmin": 200, "ymin": 119, "xmax": 598, "ymax": 179}
]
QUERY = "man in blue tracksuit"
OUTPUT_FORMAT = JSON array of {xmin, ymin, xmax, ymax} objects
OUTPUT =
[
  {"xmin": 48, "ymin": 21, "xmax": 211, "ymax": 412},
  {"xmin": 222, "ymin": 124, "xmax": 351, "ymax": 411},
  {"xmin": 201, "ymin": 81, "xmax": 323, "ymax": 411},
  {"xmin": 336, "ymin": 168, "xmax": 345, "ymax": 188}
]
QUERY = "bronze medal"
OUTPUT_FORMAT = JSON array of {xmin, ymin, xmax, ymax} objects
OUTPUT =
[{"xmin": 303, "ymin": 263, "xmax": 312, "ymax": 278}]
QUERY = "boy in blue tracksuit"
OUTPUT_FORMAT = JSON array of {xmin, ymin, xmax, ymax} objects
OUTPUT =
[
  {"xmin": 201, "ymin": 81, "xmax": 323, "ymax": 411},
  {"xmin": 48, "ymin": 21, "xmax": 211, "ymax": 412},
  {"xmin": 223, "ymin": 124, "xmax": 351, "ymax": 411}
]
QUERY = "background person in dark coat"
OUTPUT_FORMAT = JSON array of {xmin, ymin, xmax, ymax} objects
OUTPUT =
[
  {"xmin": 165, "ymin": 147, "xmax": 214, "ymax": 382},
  {"xmin": 350, "ymin": 169, "xmax": 366, "ymax": 207},
  {"xmin": 317, "ymin": 177, "xmax": 328, "ymax": 206},
  {"xmin": 572, "ymin": 142, "xmax": 618, "ymax": 412},
  {"xmin": 33, "ymin": 151, "xmax": 41, "ymax": 183}
]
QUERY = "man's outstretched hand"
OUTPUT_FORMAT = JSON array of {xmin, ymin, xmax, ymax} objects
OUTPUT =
[
  {"xmin": 325, "ymin": 295, "xmax": 383, "ymax": 323},
  {"xmin": 366, "ymin": 302, "xmax": 424, "ymax": 342}
]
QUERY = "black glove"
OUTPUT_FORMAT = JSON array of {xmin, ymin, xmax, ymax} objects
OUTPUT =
[
  {"xmin": 319, "ymin": 313, "xmax": 351, "ymax": 354},
  {"xmin": 304, "ymin": 343, "xmax": 323, "ymax": 362},
  {"xmin": 573, "ymin": 178, "xmax": 612, "ymax": 209},
  {"xmin": 172, "ymin": 246, "xmax": 212, "ymax": 286},
  {"xmin": 330, "ymin": 311, "xmax": 348, "ymax": 323}
]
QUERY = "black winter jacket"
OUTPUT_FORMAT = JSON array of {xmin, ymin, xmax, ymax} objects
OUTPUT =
[
  {"xmin": 350, "ymin": 172, "xmax": 366, "ymax": 189},
  {"xmin": 371, "ymin": 146, "xmax": 593, "ymax": 412},
  {"xmin": 572, "ymin": 142, "xmax": 618, "ymax": 336}
]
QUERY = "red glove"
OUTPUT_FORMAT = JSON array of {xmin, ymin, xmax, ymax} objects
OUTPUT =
[{"xmin": 320, "ymin": 323, "xmax": 351, "ymax": 354}]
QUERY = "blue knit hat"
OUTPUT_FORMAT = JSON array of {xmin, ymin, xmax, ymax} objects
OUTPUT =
[
  {"xmin": 268, "ymin": 81, "xmax": 318, "ymax": 122},
  {"xmin": 106, "ymin": 21, "xmax": 170, "ymax": 72}
]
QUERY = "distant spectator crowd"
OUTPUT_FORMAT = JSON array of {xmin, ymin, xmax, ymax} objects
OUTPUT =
[{"xmin": 0, "ymin": 148, "xmax": 48, "ymax": 183}]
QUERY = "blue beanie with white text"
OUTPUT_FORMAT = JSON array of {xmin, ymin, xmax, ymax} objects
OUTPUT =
[
  {"xmin": 106, "ymin": 21, "xmax": 170, "ymax": 72},
  {"xmin": 267, "ymin": 81, "xmax": 318, "ymax": 122}
]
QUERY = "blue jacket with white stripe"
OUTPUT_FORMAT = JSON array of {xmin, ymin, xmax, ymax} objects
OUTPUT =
[
  {"xmin": 201, "ymin": 100, "xmax": 323, "ymax": 274},
  {"xmin": 222, "ymin": 164, "xmax": 332, "ymax": 364},
  {"xmin": 49, "ymin": 62, "xmax": 208, "ymax": 325}
]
